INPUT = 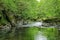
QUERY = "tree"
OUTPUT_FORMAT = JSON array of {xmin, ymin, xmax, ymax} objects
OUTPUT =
[{"xmin": 37, "ymin": 0, "xmax": 57, "ymax": 20}]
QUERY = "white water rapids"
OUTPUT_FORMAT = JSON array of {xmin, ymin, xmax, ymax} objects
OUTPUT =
[{"xmin": 17, "ymin": 22, "xmax": 43, "ymax": 27}]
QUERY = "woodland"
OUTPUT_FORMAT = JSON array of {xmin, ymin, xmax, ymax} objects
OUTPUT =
[{"xmin": 0, "ymin": 0, "xmax": 60, "ymax": 40}]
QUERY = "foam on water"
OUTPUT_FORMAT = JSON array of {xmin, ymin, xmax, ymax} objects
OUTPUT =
[{"xmin": 17, "ymin": 22, "xmax": 43, "ymax": 27}]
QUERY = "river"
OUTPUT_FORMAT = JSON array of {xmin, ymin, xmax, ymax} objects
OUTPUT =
[{"xmin": 34, "ymin": 31, "xmax": 47, "ymax": 40}]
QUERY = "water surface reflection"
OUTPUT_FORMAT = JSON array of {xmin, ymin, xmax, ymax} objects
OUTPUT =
[{"xmin": 34, "ymin": 31, "xmax": 47, "ymax": 40}]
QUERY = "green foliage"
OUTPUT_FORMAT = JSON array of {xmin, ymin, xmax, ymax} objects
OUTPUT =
[
  {"xmin": 0, "ymin": 11, "xmax": 8, "ymax": 25},
  {"xmin": 15, "ymin": 0, "xmax": 39, "ymax": 20},
  {"xmin": 1, "ymin": 0, "xmax": 17, "ymax": 12},
  {"xmin": 0, "ymin": 0, "xmax": 59, "ymax": 40},
  {"xmin": 0, "ymin": 0, "xmax": 60, "ymax": 25},
  {"xmin": 37, "ymin": 0, "xmax": 57, "ymax": 19}
]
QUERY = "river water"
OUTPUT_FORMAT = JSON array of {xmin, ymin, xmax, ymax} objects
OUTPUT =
[
  {"xmin": 17, "ymin": 21, "xmax": 57, "ymax": 28},
  {"xmin": 34, "ymin": 31, "xmax": 47, "ymax": 40},
  {"xmin": 0, "ymin": 21, "xmax": 58, "ymax": 40}
]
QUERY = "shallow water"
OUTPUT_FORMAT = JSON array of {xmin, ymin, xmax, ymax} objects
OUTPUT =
[
  {"xmin": 17, "ymin": 22, "xmax": 43, "ymax": 27},
  {"xmin": 34, "ymin": 31, "xmax": 47, "ymax": 40}
]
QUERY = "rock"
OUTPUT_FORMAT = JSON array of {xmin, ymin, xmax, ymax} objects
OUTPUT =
[{"xmin": 0, "ymin": 24, "xmax": 11, "ymax": 34}]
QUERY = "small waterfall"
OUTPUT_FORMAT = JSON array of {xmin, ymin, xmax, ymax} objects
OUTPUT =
[
  {"xmin": 17, "ymin": 22, "xmax": 43, "ymax": 27},
  {"xmin": 17, "ymin": 21, "xmax": 57, "ymax": 28}
]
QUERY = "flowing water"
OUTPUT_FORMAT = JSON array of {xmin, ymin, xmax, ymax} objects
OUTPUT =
[
  {"xmin": 0, "ymin": 21, "xmax": 58, "ymax": 40},
  {"xmin": 17, "ymin": 21, "xmax": 43, "ymax": 27},
  {"xmin": 17, "ymin": 21, "xmax": 57, "ymax": 28}
]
